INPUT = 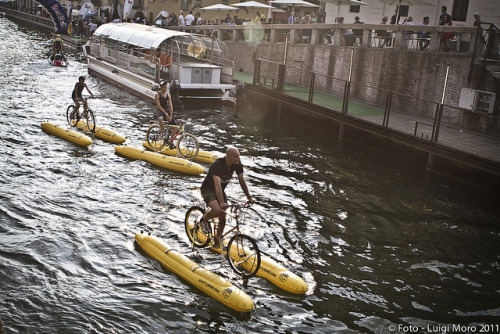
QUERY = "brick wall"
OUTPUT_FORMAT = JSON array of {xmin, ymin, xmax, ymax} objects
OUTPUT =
[{"xmin": 226, "ymin": 41, "xmax": 499, "ymax": 117}]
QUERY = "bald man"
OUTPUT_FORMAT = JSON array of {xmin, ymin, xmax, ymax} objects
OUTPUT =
[{"xmin": 200, "ymin": 146, "xmax": 255, "ymax": 245}]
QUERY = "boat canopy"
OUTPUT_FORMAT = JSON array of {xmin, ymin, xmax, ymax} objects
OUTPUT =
[{"xmin": 93, "ymin": 23, "xmax": 190, "ymax": 49}]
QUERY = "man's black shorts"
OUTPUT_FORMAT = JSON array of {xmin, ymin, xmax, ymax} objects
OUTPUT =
[{"xmin": 201, "ymin": 188, "xmax": 227, "ymax": 206}]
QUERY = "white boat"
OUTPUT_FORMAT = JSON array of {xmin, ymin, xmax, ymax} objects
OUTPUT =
[{"xmin": 87, "ymin": 23, "xmax": 236, "ymax": 104}]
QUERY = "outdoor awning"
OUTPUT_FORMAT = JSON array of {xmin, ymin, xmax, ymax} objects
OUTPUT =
[{"xmin": 93, "ymin": 23, "xmax": 190, "ymax": 49}]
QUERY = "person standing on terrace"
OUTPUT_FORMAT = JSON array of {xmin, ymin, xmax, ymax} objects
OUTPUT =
[
  {"xmin": 310, "ymin": 12, "xmax": 317, "ymax": 24},
  {"xmin": 418, "ymin": 16, "xmax": 430, "ymax": 50},
  {"xmin": 179, "ymin": 10, "xmax": 185, "ymax": 26},
  {"xmin": 376, "ymin": 16, "xmax": 392, "ymax": 48},
  {"xmin": 254, "ymin": 11, "xmax": 265, "ymax": 24},
  {"xmin": 353, "ymin": 16, "xmax": 364, "ymax": 45},
  {"xmin": 473, "ymin": 12, "xmax": 481, "ymax": 27},
  {"xmin": 316, "ymin": 9, "xmax": 325, "ymax": 23},
  {"xmin": 439, "ymin": 6, "xmax": 448, "ymax": 25},
  {"xmin": 440, "ymin": 14, "xmax": 453, "ymax": 52},
  {"xmin": 390, "ymin": 6, "xmax": 400, "ymax": 24},
  {"xmin": 185, "ymin": 11, "xmax": 195, "ymax": 26}
]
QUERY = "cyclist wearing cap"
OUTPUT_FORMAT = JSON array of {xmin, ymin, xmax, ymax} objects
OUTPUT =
[
  {"xmin": 155, "ymin": 81, "xmax": 176, "ymax": 147},
  {"xmin": 72, "ymin": 76, "xmax": 94, "ymax": 116}
]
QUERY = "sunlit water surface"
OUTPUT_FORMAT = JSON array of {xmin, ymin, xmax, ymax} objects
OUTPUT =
[{"xmin": 1, "ymin": 19, "xmax": 499, "ymax": 333}]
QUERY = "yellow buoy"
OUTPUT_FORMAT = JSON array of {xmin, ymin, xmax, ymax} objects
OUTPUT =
[
  {"xmin": 115, "ymin": 146, "xmax": 205, "ymax": 175},
  {"xmin": 135, "ymin": 233, "xmax": 254, "ymax": 313},
  {"xmin": 74, "ymin": 120, "xmax": 126, "ymax": 144},
  {"xmin": 206, "ymin": 233, "xmax": 308, "ymax": 294},
  {"xmin": 142, "ymin": 141, "xmax": 222, "ymax": 164},
  {"xmin": 41, "ymin": 122, "xmax": 92, "ymax": 147}
]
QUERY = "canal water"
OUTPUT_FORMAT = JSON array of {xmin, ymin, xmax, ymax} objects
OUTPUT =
[{"xmin": 1, "ymin": 19, "xmax": 499, "ymax": 333}]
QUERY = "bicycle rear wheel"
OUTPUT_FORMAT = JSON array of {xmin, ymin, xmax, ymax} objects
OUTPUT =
[
  {"xmin": 185, "ymin": 206, "xmax": 210, "ymax": 248},
  {"xmin": 227, "ymin": 233, "xmax": 261, "ymax": 279},
  {"xmin": 84, "ymin": 109, "xmax": 96, "ymax": 134},
  {"xmin": 176, "ymin": 133, "xmax": 199, "ymax": 160},
  {"xmin": 146, "ymin": 124, "xmax": 166, "ymax": 151},
  {"xmin": 66, "ymin": 105, "xmax": 79, "ymax": 127}
]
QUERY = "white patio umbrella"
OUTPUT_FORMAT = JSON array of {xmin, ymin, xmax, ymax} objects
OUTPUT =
[
  {"xmin": 376, "ymin": 0, "xmax": 434, "ymax": 24},
  {"xmin": 323, "ymin": 0, "xmax": 368, "ymax": 20},
  {"xmin": 201, "ymin": 4, "xmax": 238, "ymax": 11},
  {"xmin": 270, "ymin": 0, "xmax": 320, "ymax": 22},
  {"xmin": 231, "ymin": 1, "xmax": 275, "ymax": 22}
]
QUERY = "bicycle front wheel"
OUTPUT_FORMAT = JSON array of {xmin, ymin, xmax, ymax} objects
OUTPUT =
[
  {"xmin": 227, "ymin": 234, "xmax": 261, "ymax": 279},
  {"xmin": 66, "ymin": 105, "xmax": 79, "ymax": 127},
  {"xmin": 146, "ymin": 124, "xmax": 166, "ymax": 152},
  {"xmin": 84, "ymin": 109, "xmax": 96, "ymax": 134},
  {"xmin": 185, "ymin": 206, "xmax": 210, "ymax": 248},
  {"xmin": 176, "ymin": 133, "xmax": 199, "ymax": 160}
]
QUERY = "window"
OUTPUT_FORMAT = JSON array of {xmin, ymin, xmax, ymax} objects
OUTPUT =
[
  {"xmin": 399, "ymin": 5, "xmax": 409, "ymax": 17},
  {"xmin": 452, "ymin": 0, "xmax": 469, "ymax": 22},
  {"xmin": 181, "ymin": 0, "xmax": 188, "ymax": 11},
  {"xmin": 349, "ymin": 5, "xmax": 360, "ymax": 13}
]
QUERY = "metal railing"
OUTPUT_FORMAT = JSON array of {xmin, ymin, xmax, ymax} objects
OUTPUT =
[
  {"xmin": 253, "ymin": 58, "xmax": 500, "ymax": 146},
  {"xmin": 471, "ymin": 22, "xmax": 500, "ymax": 84}
]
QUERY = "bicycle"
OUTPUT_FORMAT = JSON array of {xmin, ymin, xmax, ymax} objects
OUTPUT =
[
  {"xmin": 66, "ymin": 97, "xmax": 96, "ymax": 134},
  {"xmin": 146, "ymin": 120, "xmax": 199, "ymax": 160},
  {"xmin": 184, "ymin": 202, "xmax": 262, "ymax": 279}
]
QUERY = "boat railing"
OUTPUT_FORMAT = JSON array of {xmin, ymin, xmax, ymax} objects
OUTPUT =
[
  {"xmin": 166, "ymin": 23, "xmax": 478, "ymax": 54},
  {"xmin": 171, "ymin": 35, "xmax": 233, "ymax": 67},
  {"xmin": 169, "ymin": 36, "xmax": 235, "ymax": 84}
]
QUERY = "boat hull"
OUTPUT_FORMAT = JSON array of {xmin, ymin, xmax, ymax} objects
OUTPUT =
[
  {"xmin": 87, "ymin": 56, "xmax": 236, "ymax": 105},
  {"xmin": 88, "ymin": 57, "xmax": 157, "ymax": 102},
  {"xmin": 135, "ymin": 233, "xmax": 254, "ymax": 313}
]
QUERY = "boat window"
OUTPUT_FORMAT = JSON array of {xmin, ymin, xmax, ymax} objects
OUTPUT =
[
  {"xmin": 138, "ymin": 48, "xmax": 148, "ymax": 59},
  {"xmin": 107, "ymin": 39, "xmax": 118, "ymax": 50},
  {"xmin": 118, "ymin": 41, "xmax": 128, "ymax": 53},
  {"xmin": 132, "ymin": 46, "xmax": 139, "ymax": 57}
]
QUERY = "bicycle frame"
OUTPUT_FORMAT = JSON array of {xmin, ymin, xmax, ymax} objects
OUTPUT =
[
  {"xmin": 208, "ymin": 203, "xmax": 248, "ymax": 243},
  {"xmin": 184, "ymin": 201, "xmax": 262, "ymax": 279},
  {"xmin": 75, "ymin": 97, "xmax": 88, "ymax": 111},
  {"xmin": 73, "ymin": 98, "xmax": 91, "ymax": 121},
  {"xmin": 162, "ymin": 122, "xmax": 185, "ymax": 144}
]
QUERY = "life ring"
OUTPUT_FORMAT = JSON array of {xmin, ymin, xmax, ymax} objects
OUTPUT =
[{"xmin": 187, "ymin": 40, "xmax": 207, "ymax": 59}]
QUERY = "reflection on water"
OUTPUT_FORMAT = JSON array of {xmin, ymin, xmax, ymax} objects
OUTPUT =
[{"xmin": 1, "ymin": 18, "xmax": 500, "ymax": 333}]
